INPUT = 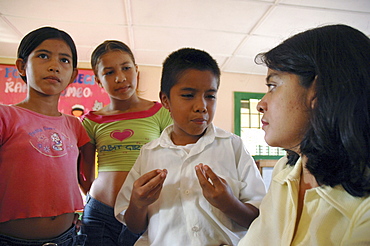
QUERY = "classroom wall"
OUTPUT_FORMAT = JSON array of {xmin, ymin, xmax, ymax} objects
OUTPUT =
[
  {"xmin": 130, "ymin": 64, "xmax": 267, "ymax": 133},
  {"xmin": 0, "ymin": 58, "xmax": 267, "ymax": 133}
]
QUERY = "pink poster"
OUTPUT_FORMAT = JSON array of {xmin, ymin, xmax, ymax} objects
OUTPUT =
[{"xmin": 0, "ymin": 64, "xmax": 109, "ymax": 115}]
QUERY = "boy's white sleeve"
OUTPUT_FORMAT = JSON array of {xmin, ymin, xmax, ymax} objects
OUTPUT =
[
  {"xmin": 114, "ymin": 158, "xmax": 142, "ymax": 224},
  {"xmin": 232, "ymin": 136, "xmax": 267, "ymax": 208}
]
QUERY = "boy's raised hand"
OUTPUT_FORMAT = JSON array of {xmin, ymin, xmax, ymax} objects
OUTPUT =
[
  {"xmin": 195, "ymin": 163, "xmax": 259, "ymax": 228},
  {"xmin": 195, "ymin": 163, "xmax": 236, "ymax": 211},
  {"xmin": 130, "ymin": 169, "xmax": 167, "ymax": 209},
  {"xmin": 125, "ymin": 169, "xmax": 167, "ymax": 233}
]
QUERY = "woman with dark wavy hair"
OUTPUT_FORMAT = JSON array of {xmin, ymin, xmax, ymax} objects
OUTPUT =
[{"xmin": 238, "ymin": 24, "xmax": 370, "ymax": 245}]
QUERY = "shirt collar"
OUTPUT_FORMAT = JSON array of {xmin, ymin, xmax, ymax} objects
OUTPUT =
[
  {"xmin": 274, "ymin": 157, "xmax": 302, "ymax": 185},
  {"xmin": 315, "ymin": 184, "xmax": 367, "ymax": 219},
  {"xmin": 147, "ymin": 123, "xmax": 231, "ymax": 152},
  {"xmin": 273, "ymin": 156, "xmax": 368, "ymax": 219}
]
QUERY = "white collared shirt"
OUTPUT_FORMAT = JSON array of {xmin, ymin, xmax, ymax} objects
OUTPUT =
[{"xmin": 115, "ymin": 124, "xmax": 266, "ymax": 246}]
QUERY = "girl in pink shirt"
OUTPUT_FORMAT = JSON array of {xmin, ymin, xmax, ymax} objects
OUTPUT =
[{"xmin": 0, "ymin": 26, "xmax": 90, "ymax": 245}]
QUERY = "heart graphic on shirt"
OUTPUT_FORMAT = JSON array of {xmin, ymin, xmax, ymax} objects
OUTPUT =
[{"xmin": 110, "ymin": 129, "xmax": 134, "ymax": 141}]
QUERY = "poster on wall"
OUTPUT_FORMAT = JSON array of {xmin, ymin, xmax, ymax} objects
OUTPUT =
[{"xmin": 0, "ymin": 64, "xmax": 109, "ymax": 115}]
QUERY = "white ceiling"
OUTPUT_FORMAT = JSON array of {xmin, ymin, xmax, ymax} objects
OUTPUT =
[{"xmin": 1, "ymin": 0, "xmax": 370, "ymax": 75}]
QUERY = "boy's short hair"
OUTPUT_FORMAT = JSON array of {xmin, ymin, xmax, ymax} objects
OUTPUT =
[{"xmin": 160, "ymin": 48, "xmax": 221, "ymax": 97}]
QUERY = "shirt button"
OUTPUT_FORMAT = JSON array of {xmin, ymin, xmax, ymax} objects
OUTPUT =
[
  {"xmin": 185, "ymin": 190, "xmax": 190, "ymax": 195},
  {"xmin": 192, "ymin": 226, "xmax": 200, "ymax": 232}
]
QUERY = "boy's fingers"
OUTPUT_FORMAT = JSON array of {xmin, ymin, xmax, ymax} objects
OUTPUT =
[
  {"xmin": 144, "ymin": 171, "xmax": 166, "ymax": 190},
  {"xmin": 133, "ymin": 170, "xmax": 167, "ymax": 201},
  {"xmin": 141, "ymin": 170, "xmax": 167, "ymax": 195},
  {"xmin": 195, "ymin": 164, "xmax": 213, "ymax": 189},
  {"xmin": 203, "ymin": 165, "xmax": 222, "ymax": 186},
  {"xmin": 150, "ymin": 180, "xmax": 165, "ymax": 196},
  {"xmin": 136, "ymin": 169, "xmax": 166, "ymax": 187},
  {"xmin": 195, "ymin": 165, "xmax": 206, "ymax": 182}
]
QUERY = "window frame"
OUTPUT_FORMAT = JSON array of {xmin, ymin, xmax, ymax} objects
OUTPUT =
[{"xmin": 234, "ymin": 91, "xmax": 283, "ymax": 160}]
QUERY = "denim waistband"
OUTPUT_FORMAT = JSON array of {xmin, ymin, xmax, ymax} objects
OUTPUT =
[
  {"xmin": 85, "ymin": 193, "xmax": 114, "ymax": 216},
  {"xmin": 0, "ymin": 224, "xmax": 86, "ymax": 246}
]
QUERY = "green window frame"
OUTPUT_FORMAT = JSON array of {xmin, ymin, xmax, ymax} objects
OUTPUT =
[{"xmin": 234, "ymin": 91, "xmax": 284, "ymax": 160}]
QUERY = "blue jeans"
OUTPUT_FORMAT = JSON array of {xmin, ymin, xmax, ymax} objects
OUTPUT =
[
  {"xmin": 81, "ymin": 194, "xmax": 140, "ymax": 246},
  {"xmin": 0, "ymin": 224, "xmax": 86, "ymax": 246}
]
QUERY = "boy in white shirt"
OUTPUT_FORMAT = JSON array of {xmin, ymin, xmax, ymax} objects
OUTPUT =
[{"xmin": 115, "ymin": 48, "xmax": 266, "ymax": 246}]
